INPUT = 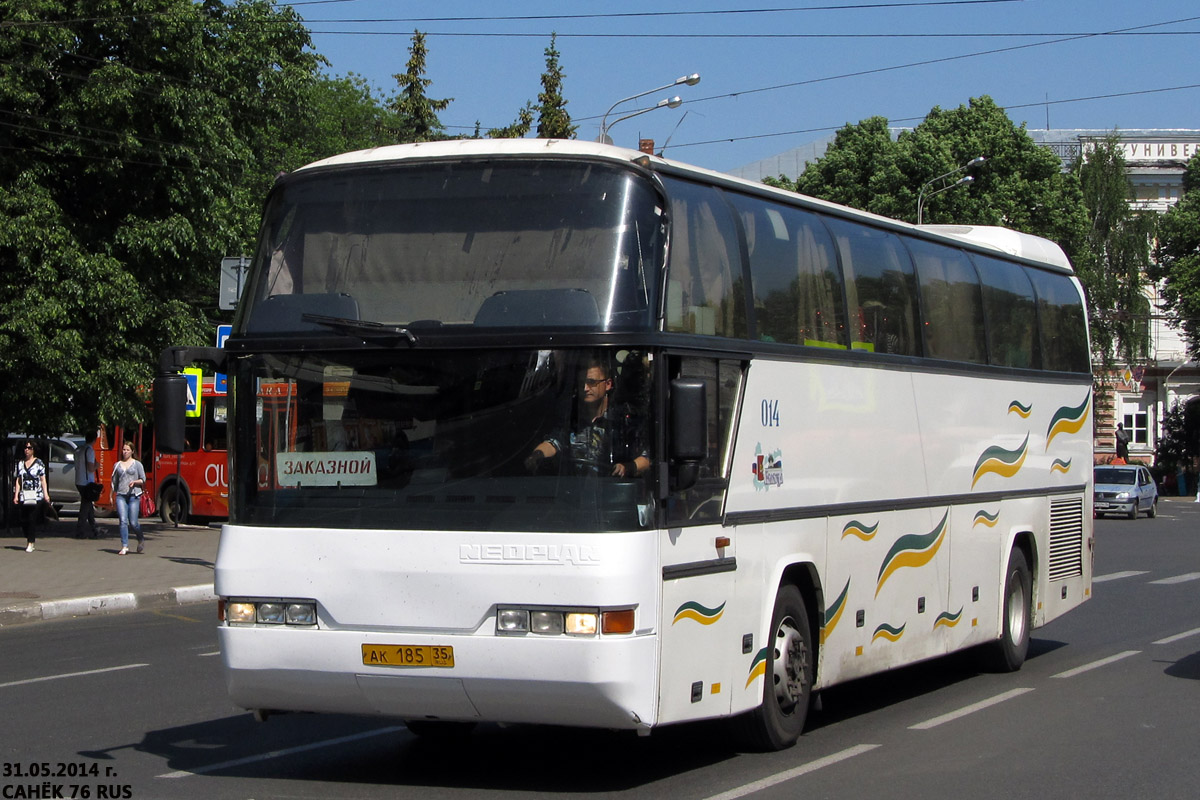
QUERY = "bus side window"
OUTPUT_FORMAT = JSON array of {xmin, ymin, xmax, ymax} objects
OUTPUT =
[
  {"xmin": 662, "ymin": 178, "xmax": 745, "ymax": 338},
  {"xmin": 825, "ymin": 217, "xmax": 920, "ymax": 356},
  {"xmin": 975, "ymin": 255, "xmax": 1039, "ymax": 369},
  {"xmin": 1026, "ymin": 268, "xmax": 1089, "ymax": 373},
  {"xmin": 666, "ymin": 355, "xmax": 743, "ymax": 525},
  {"xmin": 908, "ymin": 238, "xmax": 986, "ymax": 364}
]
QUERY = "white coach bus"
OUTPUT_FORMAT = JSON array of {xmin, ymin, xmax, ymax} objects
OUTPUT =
[{"xmin": 158, "ymin": 139, "xmax": 1092, "ymax": 750}]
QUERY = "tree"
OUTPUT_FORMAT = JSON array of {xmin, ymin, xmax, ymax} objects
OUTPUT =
[
  {"xmin": 1153, "ymin": 151, "xmax": 1200, "ymax": 355},
  {"xmin": 390, "ymin": 31, "xmax": 452, "ymax": 143},
  {"xmin": 535, "ymin": 34, "xmax": 577, "ymax": 139},
  {"xmin": 0, "ymin": 0, "xmax": 331, "ymax": 434},
  {"xmin": 1073, "ymin": 133, "xmax": 1154, "ymax": 369},
  {"xmin": 772, "ymin": 98, "xmax": 1088, "ymax": 259},
  {"xmin": 488, "ymin": 102, "xmax": 535, "ymax": 139}
]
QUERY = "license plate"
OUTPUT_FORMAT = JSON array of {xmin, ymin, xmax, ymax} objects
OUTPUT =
[{"xmin": 362, "ymin": 644, "xmax": 455, "ymax": 668}]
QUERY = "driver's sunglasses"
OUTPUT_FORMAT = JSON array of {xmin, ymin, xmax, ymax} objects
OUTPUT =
[{"xmin": 583, "ymin": 378, "xmax": 609, "ymax": 388}]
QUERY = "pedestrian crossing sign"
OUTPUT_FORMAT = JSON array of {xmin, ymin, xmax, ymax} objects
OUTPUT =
[{"xmin": 184, "ymin": 367, "xmax": 203, "ymax": 418}]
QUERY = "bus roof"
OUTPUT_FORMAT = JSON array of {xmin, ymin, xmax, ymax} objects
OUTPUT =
[{"xmin": 295, "ymin": 139, "xmax": 1074, "ymax": 274}]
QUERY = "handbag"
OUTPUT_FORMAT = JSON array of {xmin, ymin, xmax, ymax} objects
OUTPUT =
[{"xmin": 140, "ymin": 491, "xmax": 156, "ymax": 517}]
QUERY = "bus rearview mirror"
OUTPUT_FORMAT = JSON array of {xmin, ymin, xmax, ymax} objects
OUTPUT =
[
  {"xmin": 670, "ymin": 378, "xmax": 707, "ymax": 490},
  {"xmin": 154, "ymin": 372, "xmax": 188, "ymax": 455}
]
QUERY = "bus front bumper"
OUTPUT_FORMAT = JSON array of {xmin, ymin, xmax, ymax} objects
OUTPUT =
[{"xmin": 218, "ymin": 626, "xmax": 659, "ymax": 731}]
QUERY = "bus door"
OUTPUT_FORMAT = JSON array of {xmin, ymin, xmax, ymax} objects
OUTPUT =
[{"xmin": 658, "ymin": 355, "xmax": 744, "ymax": 725}]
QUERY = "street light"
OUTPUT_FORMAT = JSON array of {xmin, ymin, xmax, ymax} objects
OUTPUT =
[
  {"xmin": 606, "ymin": 96, "xmax": 683, "ymax": 138},
  {"xmin": 598, "ymin": 73, "xmax": 700, "ymax": 143},
  {"xmin": 916, "ymin": 156, "xmax": 985, "ymax": 225}
]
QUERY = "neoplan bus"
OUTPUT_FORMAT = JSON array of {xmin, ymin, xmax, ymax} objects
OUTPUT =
[{"xmin": 157, "ymin": 139, "xmax": 1093, "ymax": 750}]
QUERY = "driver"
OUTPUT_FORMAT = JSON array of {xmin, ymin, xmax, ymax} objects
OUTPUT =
[{"xmin": 525, "ymin": 358, "xmax": 649, "ymax": 478}]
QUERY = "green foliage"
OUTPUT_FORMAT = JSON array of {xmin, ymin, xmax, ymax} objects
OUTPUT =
[
  {"xmin": 536, "ymin": 34, "xmax": 577, "ymax": 140},
  {"xmin": 488, "ymin": 102, "xmax": 536, "ymax": 139},
  {"xmin": 0, "ymin": 0, "xmax": 369, "ymax": 434},
  {"xmin": 390, "ymin": 32, "xmax": 452, "ymax": 143},
  {"xmin": 1073, "ymin": 133, "xmax": 1154, "ymax": 369},
  {"xmin": 1153, "ymin": 151, "xmax": 1200, "ymax": 356}
]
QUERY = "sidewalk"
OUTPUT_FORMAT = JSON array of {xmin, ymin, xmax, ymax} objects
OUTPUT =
[{"xmin": 0, "ymin": 513, "xmax": 220, "ymax": 627}]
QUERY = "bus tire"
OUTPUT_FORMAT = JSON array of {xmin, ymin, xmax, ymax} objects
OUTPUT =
[
  {"xmin": 160, "ymin": 484, "xmax": 188, "ymax": 525},
  {"xmin": 980, "ymin": 547, "xmax": 1032, "ymax": 672},
  {"xmin": 731, "ymin": 584, "xmax": 812, "ymax": 751}
]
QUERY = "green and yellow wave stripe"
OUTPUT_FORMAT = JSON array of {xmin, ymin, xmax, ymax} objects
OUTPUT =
[
  {"xmin": 973, "ymin": 509, "xmax": 1000, "ymax": 528},
  {"xmin": 873, "ymin": 622, "xmax": 906, "ymax": 643},
  {"xmin": 745, "ymin": 647, "xmax": 768, "ymax": 688},
  {"xmin": 821, "ymin": 579, "xmax": 851, "ymax": 645},
  {"xmin": 972, "ymin": 434, "xmax": 1029, "ymax": 488},
  {"xmin": 672, "ymin": 601, "xmax": 726, "ymax": 626},
  {"xmin": 1051, "ymin": 457, "xmax": 1072, "ymax": 475},
  {"xmin": 1045, "ymin": 393, "xmax": 1091, "ymax": 449},
  {"xmin": 875, "ymin": 512, "xmax": 948, "ymax": 597},
  {"xmin": 1007, "ymin": 400, "xmax": 1032, "ymax": 418},
  {"xmin": 934, "ymin": 609, "xmax": 963, "ymax": 629},
  {"xmin": 841, "ymin": 519, "xmax": 878, "ymax": 541}
]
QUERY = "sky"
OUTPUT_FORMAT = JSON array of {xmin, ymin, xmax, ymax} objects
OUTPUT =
[{"xmin": 289, "ymin": 0, "xmax": 1200, "ymax": 175}]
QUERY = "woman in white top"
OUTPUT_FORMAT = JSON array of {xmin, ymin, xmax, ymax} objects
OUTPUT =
[
  {"xmin": 12, "ymin": 439, "xmax": 51, "ymax": 552},
  {"xmin": 110, "ymin": 442, "xmax": 147, "ymax": 555}
]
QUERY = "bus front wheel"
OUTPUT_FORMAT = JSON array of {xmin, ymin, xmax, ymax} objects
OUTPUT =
[
  {"xmin": 980, "ymin": 547, "xmax": 1032, "ymax": 672},
  {"xmin": 731, "ymin": 584, "xmax": 812, "ymax": 751},
  {"xmin": 160, "ymin": 485, "xmax": 188, "ymax": 525}
]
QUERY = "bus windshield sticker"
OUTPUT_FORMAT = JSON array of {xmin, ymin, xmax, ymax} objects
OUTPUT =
[{"xmin": 276, "ymin": 451, "xmax": 378, "ymax": 487}]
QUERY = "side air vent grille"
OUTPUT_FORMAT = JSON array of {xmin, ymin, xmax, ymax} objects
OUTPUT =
[{"xmin": 1048, "ymin": 497, "xmax": 1084, "ymax": 581}]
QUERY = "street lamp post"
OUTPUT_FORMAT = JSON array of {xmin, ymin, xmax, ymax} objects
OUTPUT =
[
  {"xmin": 598, "ymin": 73, "xmax": 700, "ymax": 144},
  {"xmin": 916, "ymin": 156, "xmax": 985, "ymax": 225}
]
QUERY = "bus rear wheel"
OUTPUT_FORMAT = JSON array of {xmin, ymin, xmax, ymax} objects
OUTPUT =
[
  {"xmin": 980, "ymin": 547, "xmax": 1032, "ymax": 672},
  {"xmin": 731, "ymin": 584, "xmax": 812, "ymax": 751},
  {"xmin": 160, "ymin": 485, "xmax": 188, "ymax": 525}
]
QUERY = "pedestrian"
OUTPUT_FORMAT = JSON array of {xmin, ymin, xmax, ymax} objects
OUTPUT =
[
  {"xmin": 1115, "ymin": 423, "xmax": 1130, "ymax": 462},
  {"xmin": 110, "ymin": 441, "xmax": 146, "ymax": 556},
  {"xmin": 74, "ymin": 429, "xmax": 101, "ymax": 539},
  {"xmin": 12, "ymin": 439, "xmax": 51, "ymax": 553}
]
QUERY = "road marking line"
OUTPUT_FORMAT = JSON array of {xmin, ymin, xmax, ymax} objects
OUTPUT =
[
  {"xmin": 1153, "ymin": 627, "xmax": 1200, "ymax": 645},
  {"xmin": 0, "ymin": 663, "xmax": 149, "ymax": 689},
  {"xmin": 198, "ymin": 651, "xmax": 221, "ymax": 657},
  {"xmin": 908, "ymin": 688, "xmax": 1033, "ymax": 730},
  {"xmin": 701, "ymin": 744, "xmax": 881, "ymax": 800},
  {"xmin": 1051, "ymin": 650, "xmax": 1141, "ymax": 679},
  {"xmin": 1149, "ymin": 572, "xmax": 1200, "ymax": 585},
  {"xmin": 156, "ymin": 726, "xmax": 407, "ymax": 778},
  {"xmin": 1092, "ymin": 570, "xmax": 1149, "ymax": 583}
]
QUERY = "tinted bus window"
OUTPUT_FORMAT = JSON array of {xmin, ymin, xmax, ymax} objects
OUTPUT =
[
  {"xmin": 908, "ymin": 238, "xmax": 986, "ymax": 364},
  {"xmin": 1026, "ymin": 268, "xmax": 1089, "ymax": 373},
  {"xmin": 974, "ymin": 255, "xmax": 1039, "ymax": 369},
  {"xmin": 728, "ymin": 195, "xmax": 847, "ymax": 348},
  {"xmin": 825, "ymin": 218, "xmax": 920, "ymax": 356},
  {"xmin": 663, "ymin": 179, "xmax": 746, "ymax": 338}
]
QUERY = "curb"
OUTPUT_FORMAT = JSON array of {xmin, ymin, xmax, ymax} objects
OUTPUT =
[{"xmin": 0, "ymin": 583, "xmax": 216, "ymax": 628}]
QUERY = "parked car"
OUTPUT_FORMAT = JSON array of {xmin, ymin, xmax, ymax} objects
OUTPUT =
[
  {"xmin": 1094, "ymin": 464, "xmax": 1158, "ymax": 519},
  {"xmin": 5, "ymin": 434, "xmax": 85, "ymax": 515}
]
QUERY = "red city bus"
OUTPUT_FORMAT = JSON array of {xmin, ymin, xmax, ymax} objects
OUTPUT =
[{"xmin": 96, "ymin": 377, "xmax": 229, "ymax": 523}]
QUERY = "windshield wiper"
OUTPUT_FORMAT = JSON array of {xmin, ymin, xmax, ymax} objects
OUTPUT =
[{"xmin": 301, "ymin": 313, "xmax": 417, "ymax": 346}]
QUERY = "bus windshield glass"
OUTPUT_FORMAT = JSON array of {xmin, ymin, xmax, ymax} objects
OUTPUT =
[
  {"xmin": 234, "ymin": 348, "xmax": 655, "ymax": 533},
  {"xmin": 240, "ymin": 160, "xmax": 664, "ymax": 333}
]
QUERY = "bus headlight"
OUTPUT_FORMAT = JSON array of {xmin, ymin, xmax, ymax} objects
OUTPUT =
[
  {"xmin": 496, "ymin": 607, "xmax": 634, "ymax": 636},
  {"xmin": 222, "ymin": 598, "xmax": 318, "ymax": 627}
]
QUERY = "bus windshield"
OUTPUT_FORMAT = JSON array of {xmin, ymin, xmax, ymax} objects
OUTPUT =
[
  {"xmin": 240, "ymin": 160, "xmax": 664, "ymax": 333},
  {"xmin": 234, "ymin": 347, "xmax": 655, "ymax": 533}
]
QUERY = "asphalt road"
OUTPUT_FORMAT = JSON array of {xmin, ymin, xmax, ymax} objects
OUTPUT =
[{"xmin": 2, "ymin": 502, "xmax": 1198, "ymax": 800}]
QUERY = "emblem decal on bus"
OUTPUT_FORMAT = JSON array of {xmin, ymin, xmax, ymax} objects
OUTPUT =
[
  {"xmin": 1045, "ymin": 393, "xmax": 1091, "ymax": 449},
  {"xmin": 972, "ymin": 509, "xmax": 1000, "ymax": 528},
  {"xmin": 672, "ymin": 601, "xmax": 725, "ymax": 626},
  {"xmin": 841, "ymin": 520, "xmax": 878, "ymax": 540},
  {"xmin": 820, "ymin": 579, "xmax": 851, "ymax": 645},
  {"xmin": 971, "ymin": 434, "xmax": 1029, "ymax": 488},
  {"xmin": 458, "ymin": 543, "xmax": 601, "ymax": 566},
  {"xmin": 872, "ymin": 621, "xmax": 906, "ymax": 643},
  {"xmin": 745, "ymin": 647, "xmax": 768, "ymax": 688},
  {"xmin": 875, "ymin": 512, "xmax": 948, "ymax": 597},
  {"xmin": 933, "ymin": 608, "xmax": 963, "ymax": 630},
  {"xmin": 750, "ymin": 446, "xmax": 784, "ymax": 490},
  {"xmin": 1007, "ymin": 400, "xmax": 1033, "ymax": 418}
]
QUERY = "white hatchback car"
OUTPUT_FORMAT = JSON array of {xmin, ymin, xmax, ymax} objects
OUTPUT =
[{"xmin": 1094, "ymin": 464, "xmax": 1158, "ymax": 519}]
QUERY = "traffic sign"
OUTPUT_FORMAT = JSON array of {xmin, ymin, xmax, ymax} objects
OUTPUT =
[
  {"xmin": 214, "ymin": 324, "xmax": 231, "ymax": 395},
  {"xmin": 183, "ymin": 368, "xmax": 203, "ymax": 418}
]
